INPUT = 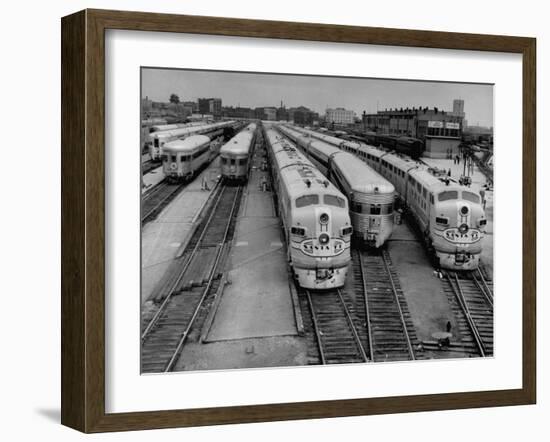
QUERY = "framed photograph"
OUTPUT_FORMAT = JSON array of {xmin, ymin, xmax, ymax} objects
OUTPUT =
[{"xmin": 61, "ymin": 9, "xmax": 536, "ymax": 433}]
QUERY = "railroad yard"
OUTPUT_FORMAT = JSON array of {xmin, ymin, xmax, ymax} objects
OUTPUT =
[{"xmin": 140, "ymin": 120, "xmax": 494, "ymax": 373}]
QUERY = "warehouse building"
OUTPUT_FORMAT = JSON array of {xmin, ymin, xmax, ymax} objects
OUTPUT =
[{"xmin": 363, "ymin": 105, "xmax": 464, "ymax": 159}]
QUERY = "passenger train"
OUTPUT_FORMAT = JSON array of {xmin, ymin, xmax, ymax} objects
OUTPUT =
[
  {"xmin": 277, "ymin": 125, "xmax": 395, "ymax": 248},
  {"xmin": 292, "ymin": 126, "xmax": 486, "ymax": 270},
  {"xmin": 364, "ymin": 132, "xmax": 424, "ymax": 159},
  {"xmin": 161, "ymin": 133, "xmax": 223, "ymax": 181},
  {"xmin": 149, "ymin": 121, "xmax": 236, "ymax": 161},
  {"xmin": 144, "ymin": 122, "xmax": 206, "ymax": 149},
  {"xmin": 220, "ymin": 123, "xmax": 258, "ymax": 182},
  {"xmin": 264, "ymin": 126, "xmax": 352, "ymax": 289}
]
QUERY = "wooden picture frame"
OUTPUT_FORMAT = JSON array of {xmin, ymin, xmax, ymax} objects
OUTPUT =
[{"xmin": 61, "ymin": 8, "xmax": 536, "ymax": 433}]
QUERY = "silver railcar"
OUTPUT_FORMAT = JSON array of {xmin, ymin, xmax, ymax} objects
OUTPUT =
[
  {"xmin": 220, "ymin": 123, "xmax": 257, "ymax": 182},
  {"xmin": 264, "ymin": 127, "xmax": 352, "ymax": 289},
  {"xmin": 278, "ymin": 125, "xmax": 395, "ymax": 247},
  {"xmin": 161, "ymin": 134, "xmax": 220, "ymax": 181}
]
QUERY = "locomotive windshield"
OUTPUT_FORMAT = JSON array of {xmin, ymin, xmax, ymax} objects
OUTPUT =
[
  {"xmin": 323, "ymin": 195, "xmax": 346, "ymax": 208},
  {"xmin": 295, "ymin": 194, "xmax": 319, "ymax": 208},
  {"xmin": 438, "ymin": 190, "xmax": 458, "ymax": 201},
  {"xmin": 462, "ymin": 191, "xmax": 480, "ymax": 204}
]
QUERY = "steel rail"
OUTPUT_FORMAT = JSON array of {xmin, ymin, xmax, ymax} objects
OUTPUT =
[
  {"xmin": 141, "ymin": 182, "xmax": 225, "ymax": 340},
  {"xmin": 336, "ymin": 289, "xmax": 369, "ymax": 362},
  {"xmin": 357, "ymin": 251, "xmax": 374, "ymax": 361},
  {"xmin": 472, "ymin": 273, "xmax": 494, "ymax": 308},
  {"xmin": 141, "ymin": 181, "xmax": 184, "ymax": 223},
  {"xmin": 164, "ymin": 186, "xmax": 242, "ymax": 372},
  {"xmin": 305, "ymin": 290, "xmax": 326, "ymax": 365},
  {"xmin": 477, "ymin": 268, "xmax": 494, "ymax": 300},
  {"xmin": 381, "ymin": 251, "xmax": 416, "ymax": 360},
  {"xmin": 446, "ymin": 272, "xmax": 486, "ymax": 357}
]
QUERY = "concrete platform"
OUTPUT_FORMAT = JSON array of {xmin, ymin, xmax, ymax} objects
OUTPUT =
[
  {"xmin": 387, "ymin": 220, "xmax": 459, "ymax": 351},
  {"xmin": 141, "ymin": 158, "xmax": 222, "ymax": 303},
  {"xmin": 205, "ymin": 149, "xmax": 298, "ymax": 342},
  {"xmin": 173, "ymin": 336, "xmax": 308, "ymax": 372},
  {"xmin": 141, "ymin": 164, "xmax": 164, "ymax": 194}
]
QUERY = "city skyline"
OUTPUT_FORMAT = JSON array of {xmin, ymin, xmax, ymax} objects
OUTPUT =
[{"xmin": 142, "ymin": 68, "xmax": 494, "ymax": 127}]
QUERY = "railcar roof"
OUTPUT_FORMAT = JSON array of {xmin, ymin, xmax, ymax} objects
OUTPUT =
[
  {"xmin": 153, "ymin": 121, "xmax": 236, "ymax": 140},
  {"xmin": 220, "ymin": 130, "xmax": 255, "ymax": 155},
  {"xmin": 283, "ymin": 126, "xmax": 394, "ymax": 194},
  {"xmin": 163, "ymin": 135, "xmax": 211, "ymax": 152},
  {"xmin": 153, "ymin": 125, "xmax": 209, "ymax": 140},
  {"xmin": 265, "ymin": 128, "xmax": 344, "ymax": 200},
  {"xmin": 333, "ymin": 152, "xmax": 395, "ymax": 194}
]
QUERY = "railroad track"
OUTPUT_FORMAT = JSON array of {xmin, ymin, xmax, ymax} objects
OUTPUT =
[
  {"xmin": 299, "ymin": 248, "xmax": 418, "ymax": 364},
  {"xmin": 441, "ymin": 270, "xmax": 493, "ymax": 357},
  {"xmin": 142, "ymin": 159, "xmax": 159, "ymax": 175},
  {"xmin": 304, "ymin": 288, "xmax": 368, "ymax": 365},
  {"xmin": 141, "ymin": 184, "xmax": 244, "ymax": 373},
  {"xmin": 141, "ymin": 180, "xmax": 186, "ymax": 225},
  {"xmin": 353, "ymin": 249, "xmax": 418, "ymax": 362}
]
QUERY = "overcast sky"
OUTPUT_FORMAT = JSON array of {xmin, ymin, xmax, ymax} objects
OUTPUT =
[{"xmin": 142, "ymin": 68, "xmax": 494, "ymax": 127}]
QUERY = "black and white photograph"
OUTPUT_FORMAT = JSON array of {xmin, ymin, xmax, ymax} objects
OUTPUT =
[{"xmin": 140, "ymin": 67, "xmax": 494, "ymax": 374}]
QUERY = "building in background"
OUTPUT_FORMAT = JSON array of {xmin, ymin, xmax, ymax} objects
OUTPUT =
[
  {"xmin": 363, "ymin": 103, "xmax": 464, "ymax": 158},
  {"xmin": 263, "ymin": 107, "xmax": 277, "ymax": 121},
  {"xmin": 290, "ymin": 106, "xmax": 318, "ymax": 125},
  {"xmin": 222, "ymin": 106, "xmax": 256, "ymax": 119},
  {"xmin": 451, "ymin": 99, "xmax": 465, "ymax": 118},
  {"xmin": 325, "ymin": 107, "xmax": 355, "ymax": 125},
  {"xmin": 198, "ymin": 98, "xmax": 222, "ymax": 118},
  {"xmin": 276, "ymin": 101, "xmax": 289, "ymax": 121},
  {"xmin": 141, "ymin": 96, "xmax": 153, "ymax": 114}
]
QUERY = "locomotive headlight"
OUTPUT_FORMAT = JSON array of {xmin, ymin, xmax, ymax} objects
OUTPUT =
[
  {"xmin": 460, "ymin": 205, "xmax": 469, "ymax": 216},
  {"xmin": 458, "ymin": 223, "xmax": 469, "ymax": 234},
  {"xmin": 319, "ymin": 213, "xmax": 329, "ymax": 224},
  {"xmin": 318, "ymin": 233, "xmax": 330, "ymax": 245}
]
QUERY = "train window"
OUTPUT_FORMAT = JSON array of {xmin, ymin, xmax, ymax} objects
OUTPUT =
[
  {"xmin": 430, "ymin": 194, "xmax": 434, "ymax": 204},
  {"xmin": 295, "ymin": 194, "xmax": 319, "ymax": 208},
  {"xmin": 221, "ymin": 157, "xmax": 227, "ymax": 164},
  {"xmin": 324, "ymin": 195, "xmax": 346, "ymax": 208},
  {"xmin": 230, "ymin": 159, "xmax": 236, "ymax": 165},
  {"xmin": 370, "ymin": 205, "xmax": 381, "ymax": 215},
  {"xmin": 381, "ymin": 203, "xmax": 393, "ymax": 215},
  {"xmin": 171, "ymin": 155, "xmax": 177, "ymax": 162},
  {"xmin": 416, "ymin": 182, "xmax": 422, "ymax": 193},
  {"xmin": 238, "ymin": 158, "xmax": 247, "ymax": 165},
  {"xmin": 438, "ymin": 190, "xmax": 458, "ymax": 201},
  {"xmin": 351, "ymin": 202, "xmax": 362, "ymax": 214},
  {"xmin": 422, "ymin": 187, "xmax": 427, "ymax": 198},
  {"xmin": 161, "ymin": 154, "xmax": 168, "ymax": 161},
  {"xmin": 389, "ymin": 164, "xmax": 393, "ymax": 172},
  {"xmin": 462, "ymin": 191, "xmax": 480, "ymax": 204}
]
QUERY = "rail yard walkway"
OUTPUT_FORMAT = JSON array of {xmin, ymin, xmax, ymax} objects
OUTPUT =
[
  {"xmin": 173, "ymin": 137, "xmax": 307, "ymax": 371},
  {"xmin": 141, "ymin": 158, "xmax": 222, "ymax": 303}
]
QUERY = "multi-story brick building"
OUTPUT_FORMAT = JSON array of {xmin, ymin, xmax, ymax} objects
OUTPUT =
[{"xmin": 363, "ymin": 105, "xmax": 464, "ymax": 158}]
